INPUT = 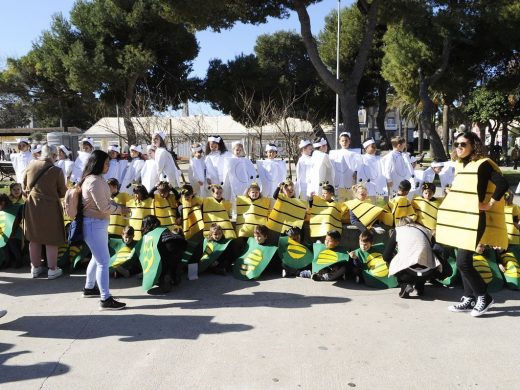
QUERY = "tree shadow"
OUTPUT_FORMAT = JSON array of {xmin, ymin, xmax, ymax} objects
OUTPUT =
[
  {"xmin": 0, "ymin": 314, "xmax": 253, "ymax": 342},
  {"xmin": 0, "ymin": 343, "xmax": 70, "ymax": 385},
  {"xmin": 479, "ymin": 305, "xmax": 520, "ymax": 318}
]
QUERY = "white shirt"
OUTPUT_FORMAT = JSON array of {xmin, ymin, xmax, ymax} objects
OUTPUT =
[
  {"xmin": 329, "ymin": 148, "xmax": 360, "ymax": 189},
  {"xmin": 70, "ymin": 151, "xmax": 91, "ymax": 184},
  {"xmin": 10, "ymin": 151, "xmax": 33, "ymax": 184},
  {"xmin": 295, "ymin": 154, "xmax": 313, "ymax": 200},
  {"xmin": 55, "ymin": 159, "xmax": 73, "ymax": 185},
  {"xmin": 382, "ymin": 150, "xmax": 414, "ymax": 193},
  {"xmin": 141, "ymin": 159, "xmax": 159, "ymax": 193},
  {"xmin": 224, "ymin": 156, "xmax": 257, "ymax": 198},
  {"xmin": 205, "ymin": 151, "xmax": 232, "ymax": 185},
  {"xmin": 155, "ymin": 147, "xmax": 180, "ymax": 187},
  {"xmin": 307, "ymin": 150, "xmax": 335, "ymax": 197},
  {"xmin": 121, "ymin": 158, "xmax": 145, "ymax": 194},
  {"xmin": 257, "ymin": 159, "xmax": 287, "ymax": 198},
  {"xmin": 357, "ymin": 154, "xmax": 387, "ymax": 196}
]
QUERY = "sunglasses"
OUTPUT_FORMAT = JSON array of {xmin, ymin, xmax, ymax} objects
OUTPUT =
[{"xmin": 454, "ymin": 142, "xmax": 468, "ymax": 148}]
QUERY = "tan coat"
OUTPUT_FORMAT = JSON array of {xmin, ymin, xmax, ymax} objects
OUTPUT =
[{"xmin": 23, "ymin": 159, "xmax": 67, "ymax": 246}]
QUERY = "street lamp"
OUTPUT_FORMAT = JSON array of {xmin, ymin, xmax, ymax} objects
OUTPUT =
[{"xmin": 335, "ymin": 0, "xmax": 341, "ymax": 149}]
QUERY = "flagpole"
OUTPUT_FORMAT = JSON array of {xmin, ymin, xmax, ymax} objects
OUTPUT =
[{"xmin": 335, "ymin": 0, "xmax": 341, "ymax": 149}]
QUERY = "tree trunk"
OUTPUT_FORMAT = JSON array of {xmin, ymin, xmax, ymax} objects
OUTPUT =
[
  {"xmin": 376, "ymin": 81, "xmax": 390, "ymax": 148},
  {"xmin": 340, "ymin": 92, "xmax": 361, "ymax": 147},
  {"xmin": 442, "ymin": 103, "xmax": 450, "ymax": 154},
  {"xmin": 418, "ymin": 121, "xmax": 424, "ymax": 153},
  {"xmin": 123, "ymin": 75, "xmax": 139, "ymax": 146},
  {"xmin": 502, "ymin": 122, "xmax": 508, "ymax": 155}
]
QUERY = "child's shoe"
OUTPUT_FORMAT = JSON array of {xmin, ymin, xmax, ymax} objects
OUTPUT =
[
  {"xmin": 31, "ymin": 266, "xmax": 46, "ymax": 278},
  {"xmin": 298, "ymin": 270, "xmax": 312, "ymax": 278},
  {"xmin": 47, "ymin": 268, "xmax": 63, "ymax": 280}
]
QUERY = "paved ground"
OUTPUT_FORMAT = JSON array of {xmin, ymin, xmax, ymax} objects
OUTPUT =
[{"xmin": 0, "ymin": 267, "xmax": 519, "ymax": 390}]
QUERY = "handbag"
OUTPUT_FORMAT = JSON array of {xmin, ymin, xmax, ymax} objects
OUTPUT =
[{"xmin": 67, "ymin": 187, "xmax": 84, "ymax": 245}]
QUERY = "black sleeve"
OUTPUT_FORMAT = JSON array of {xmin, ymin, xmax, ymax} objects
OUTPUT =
[
  {"xmin": 383, "ymin": 230, "xmax": 397, "ymax": 263},
  {"xmin": 148, "ymin": 186, "xmax": 157, "ymax": 199},
  {"xmin": 273, "ymin": 187, "xmax": 281, "ymax": 200},
  {"xmin": 171, "ymin": 187, "xmax": 180, "ymax": 201},
  {"xmin": 477, "ymin": 161, "xmax": 509, "ymax": 202}
]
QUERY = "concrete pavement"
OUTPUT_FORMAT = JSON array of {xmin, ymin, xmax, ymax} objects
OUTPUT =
[{"xmin": 0, "ymin": 267, "xmax": 519, "ymax": 389}]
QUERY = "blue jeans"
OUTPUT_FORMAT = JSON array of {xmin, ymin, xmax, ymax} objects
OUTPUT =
[{"xmin": 83, "ymin": 217, "xmax": 111, "ymax": 300}]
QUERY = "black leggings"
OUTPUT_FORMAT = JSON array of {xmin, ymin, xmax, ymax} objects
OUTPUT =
[{"xmin": 456, "ymin": 212, "xmax": 487, "ymax": 297}]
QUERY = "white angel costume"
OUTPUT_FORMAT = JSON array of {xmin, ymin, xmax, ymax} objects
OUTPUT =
[
  {"xmin": 295, "ymin": 153, "xmax": 313, "ymax": 200},
  {"xmin": 329, "ymin": 148, "xmax": 360, "ymax": 201},
  {"xmin": 11, "ymin": 150, "xmax": 33, "ymax": 184},
  {"xmin": 357, "ymin": 154, "xmax": 387, "ymax": 197},
  {"xmin": 224, "ymin": 156, "xmax": 257, "ymax": 198},
  {"xmin": 257, "ymin": 159, "xmax": 287, "ymax": 198},
  {"xmin": 307, "ymin": 146, "xmax": 335, "ymax": 197},
  {"xmin": 381, "ymin": 150, "xmax": 414, "ymax": 194}
]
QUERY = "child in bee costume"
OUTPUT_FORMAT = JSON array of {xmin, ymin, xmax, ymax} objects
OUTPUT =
[
  {"xmin": 189, "ymin": 143, "xmax": 206, "ymax": 198},
  {"xmin": 346, "ymin": 184, "xmax": 386, "ymax": 233},
  {"xmin": 107, "ymin": 178, "xmax": 132, "ymax": 238},
  {"xmin": 267, "ymin": 180, "xmax": 307, "ymax": 235},
  {"xmin": 236, "ymin": 182, "xmax": 270, "ymax": 238},
  {"xmin": 233, "ymin": 225, "xmax": 278, "ymax": 280},
  {"xmin": 496, "ymin": 191, "xmax": 520, "ymax": 289},
  {"xmin": 179, "ymin": 184, "xmax": 204, "ymax": 241},
  {"xmin": 308, "ymin": 184, "xmax": 345, "ymax": 241},
  {"xmin": 349, "ymin": 230, "xmax": 398, "ymax": 288},
  {"xmin": 412, "ymin": 182, "xmax": 442, "ymax": 233},
  {"xmin": 277, "ymin": 226, "xmax": 313, "ymax": 278},
  {"xmin": 295, "ymin": 140, "xmax": 313, "ymax": 201},
  {"xmin": 383, "ymin": 217, "xmax": 443, "ymax": 298},
  {"xmin": 329, "ymin": 132, "xmax": 359, "ymax": 202},
  {"xmin": 109, "ymin": 226, "xmax": 141, "ymax": 278},
  {"xmin": 139, "ymin": 215, "xmax": 187, "ymax": 293},
  {"xmin": 303, "ymin": 230, "xmax": 349, "ymax": 281},
  {"xmin": 356, "ymin": 138, "xmax": 387, "ymax": 201},
  {"xmin": 380, "ymin": 180, "xmax": 417, "ymax": 228},
  {"xmin": 307, "ymin": 138, "xmax": 335, "ymax": 199},
  {"xmin": 203, "ymin": 184, "xmax": 236, "ymax": 239},
  {"xmin": 198, "ymin": 223, "xmax": 232, "ymax": 275},
  {"xmin": 149, "ymin": 181, "xmax": 180, "ymax": 232},
  {"xmin": 126, "ymin": 185, "xmax": 155, "ymax": 241}
]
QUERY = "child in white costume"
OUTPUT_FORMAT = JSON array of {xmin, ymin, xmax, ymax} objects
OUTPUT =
[
  {"xmin": 256, "ymin": 144, "xmax": 287, "ymax": 198},
  {"xmin": 205, "ymin": 135, "xmax": 233, "ymax": 187},
  {"xmin": 71, "ymin": 137, "xmax": 94, "ymax": 184},
  {"xmin": 120, "ymin": 145, "xmax": 146, "ymax": 194},
  {"xmin": 55, "ymin": 145, "xmax": 73, "ymax": 185},
  {"xmin": 189, "ymin": 143, "xmax": 206, "ymax": 198},
  {"xmin": 10, "ymin": 138, "xmax": 33, "ymax": 184},
  {"xmin": 295, "ymin": 140, "xmax": 313, "ymax": 200},
  {"xmin": 141, "ymin": 145, "xmax": 159, "ymax": 193},
  {"xmin": 357, "ymin": 139, "xmax": 387, "ymax": 200},
  {"xmin": 381, "ymin": 136, "xmax": 414, "ymax": 195},
  {"xmin": 329, "ymin": 131, "xmax": 360, "ymax": 201},
  {"xmin": 224, "ymin": 141, "xmax": 257, "ymax": 199},
  {"xmin": 153, "ymin": 131, "xmax": 181, "ymax": 187},
  {"xmin": 307, "ymin": 137, "xmax": 334, "ymax": 198},
  {"xmin": 103, "ymin": 144, "xmax": 128, "ymax": 183}
]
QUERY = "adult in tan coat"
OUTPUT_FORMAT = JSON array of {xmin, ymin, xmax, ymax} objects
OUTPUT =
[{"xmin": 23, "ymin": 144, "xmax": 67, "ymax": 279}]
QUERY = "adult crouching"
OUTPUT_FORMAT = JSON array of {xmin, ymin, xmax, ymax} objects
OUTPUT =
[{"xmin": 23, "ymin": 144, "xmax": 67, "ymax": 279}]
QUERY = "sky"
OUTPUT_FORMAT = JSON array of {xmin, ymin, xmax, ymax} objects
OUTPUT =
[{"xmin": 0, "ymin": 0, "xmax": 354, "ymax": 115}]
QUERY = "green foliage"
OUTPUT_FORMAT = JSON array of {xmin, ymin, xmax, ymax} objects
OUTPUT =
[
  {"xmin": 0, "ymin": 94, "xmax": 31, "ymax": 128},
  {"xmin": 464, "ymin": 87, "xmax": 520, "ymax": 126}
]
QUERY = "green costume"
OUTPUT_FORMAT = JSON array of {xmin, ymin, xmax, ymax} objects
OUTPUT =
[
  {"xmin": 277, "ymin": 236, "xmax": 313, "ymax": 269},
  {"xmin": 353, "ymin": 243, "xmax": 398, "ymax": 288},
  {"xmin": 233, "ymin": 237, "xmax": 277, "ymax": 280}
]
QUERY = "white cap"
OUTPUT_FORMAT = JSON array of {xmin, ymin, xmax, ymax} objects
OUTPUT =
[
  {"xmin": 313, "ymin": 138, "xmax": 327, "ymax": 148},
  {"xmin": 129, "ymin": 145, "xmax": 143, "ymax": 154},
  {"xmin": 363, "ymin": 139, "xmax": 375, "ymax": 149},
  {"xmin": 191, "ymin": 144, "xmax": 203, "ymax": 153},
  {"xmin": 153, "ymin": 131, "xmax": 166, "ymax": 141},
  {"xmin": 431, "ymin": 161, "xmax": 445, "ymax": 168},
  {"xmin": 108, "ymin": 145, "xmax": 121, "ymax": 153},
  {"xmin": 208, "ymin": 135, "xmax": 222, "ymax": 143},
  {"xmin": 32, "ymin": 144, "xmax": 43, "ymax": 154},
  {"xmin": 147, "ymin": 145, "xmax": 156, "ymax": 153},
  {"xmin": 298, "ymin": 140, "xmax": 312, "ymax": 149},
  {"xmin": 339, "ymin": 131, "xmax": 351, "ymax": 138},
  {"xmin": 59, "ymin": 145, "xmax": 72, "ymax": 156},
  {"xmin": 81, "ymin": 137, "xmax": 94, "ymax": 147},
  {"xmin": 265, "ymin": 144, "xmax": 278, "ymax": 152},
  {"xmin": 231, "ymin": 141, "xmax": 243, "ymax": 148},
  {"xmin": 16, "ymin": 138, "xmax": 30, "ymax": 145}
]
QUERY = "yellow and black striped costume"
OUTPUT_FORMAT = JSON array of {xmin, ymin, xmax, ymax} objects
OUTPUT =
[
  {"xmin": 153, "ymin": 194, "xmax": 179, "ymax": 231},
  {"xmin": 126, "ymin": 198, "xmax": 155, "ymax": 240},
  {"xmin": 266, "ymin": 194, "xmax": 307, "ymax": 233},
  {"xmin": 380, "ymin": 195, "xmax": 416, "ymax": 228},
  {"xmin": 108, "ymin": 192, "xmax": 131, "ymax": 236},
  {"xmin": 412, "ymin": 196, "xmax": 442, "ymax": 232},
  {"xmin": 345, "ymin": 198, "xmax": 384, "ymax": 229},
  {"xmin": 309, "ymin": 196, "xmax": 344, "ymax": 237},
  {"xmin": 235, "ymin": 196, "xmax": 271, "ymax": 237},
  {"xmin": 182, "ymin": 196, "xmax": 204, "ymax": 240},
  {"xmin": 436, "ymin": 158, "xmax": 507, "ymax": 251},
  {"xmin": 504, "ymin": 204, "xmax": 520, "ymax": 246},
  {"xmin": 202, "ymin": 197, "xmax": 236, "ymax": 239}
]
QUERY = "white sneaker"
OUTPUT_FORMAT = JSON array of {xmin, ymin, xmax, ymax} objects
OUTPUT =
[
  {"xmin": 31, "ymin": 266, "xmax": 46, "ymax": 278},
  {"xmin": 47, "ymin": 268, "xmax": 63, "ymax": 280},
  {"xmin": 0, "ymin": 309, "xmax": 6, "ymax": 319},
  {"xmin": 373, "ymin": 227, "xmax": 386, "ymax": 235}
]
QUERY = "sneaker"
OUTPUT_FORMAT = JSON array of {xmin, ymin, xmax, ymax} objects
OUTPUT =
[
  {"xmin": 399, "ymin": 284, "xmax": 414, "ymax": 298},
  {"xmin": 99, "ymin": 297, "xmax": 126, "ymax": 311},
  {"xmin": 0, "ymin": 309, "xmax": 6, "ymax": 319},
  {"xmin": 47, "ymin": 268, "xmax": 63, "ymax": 280},
  {"xmin": 415, "ymin": 283, "xmax": 425, "ymax": 296},
  {"xmin": 448, "ymin": 296, "xmax": 476, "ymax": 312},
  {"xmin": 471, "ymin": 295, "xmax": 494, "ymax": 317},
  {"xmin": 299, "ymin": 270, "xmax": 312, "ymax": 278},
  {"xmin": 311, "ymin": 273, "xmax": 324, "ymax": 281},
  {"xmin": 31, "ymin": 266, "xmax": 46, "ymax": 278},
  {"xmin": 373, "ymin": 226, "xmax": 386, "ymax": 235},
  {"xmin": 83, "ymin": 286, "xmax": 100, "ymax": 298},
  {"xmin": 282, "ymin": 269, "xmax": 287, "ymax": 278}
]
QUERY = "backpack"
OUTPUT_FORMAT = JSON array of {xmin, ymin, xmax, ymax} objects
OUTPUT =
[{"xmin": 64, "ymin": 186, "xmax": 83, "ymax": 219}]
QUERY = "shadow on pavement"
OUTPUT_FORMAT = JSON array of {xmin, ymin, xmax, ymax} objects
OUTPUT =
[{"xmin": 0, "ymin": 343, "xmax": 70, "ymax": 385}]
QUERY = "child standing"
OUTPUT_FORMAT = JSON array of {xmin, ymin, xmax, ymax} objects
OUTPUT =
[
  {"xmin": 189, "ymin": 143, "xmax": 206, "ymax": 198},
  {"xmin": 180, "ymin": 184, "xmax": 204, "ymax": 240},
  {"xmin": 235, "ymin": 182, "xmax": 270, "ymax": 237},
  {"xmin": 380, "ymin": 180, "xmax": 417, "ymax": 228},
  {"xmin": 346, "ymin": 184, "xmax": 385, "ymax": 233},
  {"xmin": 412, "ymin": 182, "xmax": 442, "ymax": 232},
  {"xmin": 126, "ymin": 185, "xmax": 154, "ymax": 240},
  {"xmin": 150, "ymin": 181, "xmax": 180, "ymax": 231},
  {"xmin": 309, "ymin": 184, "xmax": 344, "ymax": 240},
  {"xmin": 9, "ymin": 183, "xmax": 24, "ymax": 205},
  {"xmin": 107, "ymin": 178, "xmax": 131, "ymax": 237},
  {"xmin": 202, "ymin": 184, "xmax": 236, "ymax": 239}
]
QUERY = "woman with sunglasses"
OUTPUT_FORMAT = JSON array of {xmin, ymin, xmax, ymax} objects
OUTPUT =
[{"xmin": 436, "ymin": 131, "xmax": 509, "ymax": 317}]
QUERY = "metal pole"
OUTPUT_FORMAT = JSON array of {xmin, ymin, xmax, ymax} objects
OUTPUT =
[{"xmin": 335, "ymin": 0, "xmax": 341, "ymax": 149}]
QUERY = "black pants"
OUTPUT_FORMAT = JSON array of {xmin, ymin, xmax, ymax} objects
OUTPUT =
[
  {"xmin": 158, "ymin": 239, "xmax": 186, "ymax": 284},
  {"xmin": 456, "ymin": 212, "xmax": 487, "ymax": 297},
  {"xmin": 395, "ymin": 268, "xmax": 439, "ymax": 288}
]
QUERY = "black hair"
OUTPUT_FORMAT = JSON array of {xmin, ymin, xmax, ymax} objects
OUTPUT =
[
  {"xmin": 181, "ymin": 184, "xmax": 194, "ymax": 197},
  {"xmin": 326, "ymin": 230, "xmax": 341, "ymax": 241},
  {"xmin": 254, "ymin": 225, "xmax": 269, "ymax": 237},
  {"xmin": 80, "ymin": 150, "xmax": 109, "ymax": 185},
  {"xmin": 285, "ymin": 226, "xmax": 302, "ymax": 238},
  {"xmin": 133, "ymin": 184, "xmax": 149, "ymax": 199},
  {"xmin": 122, "ymin": 226, "xmax": 135, "ymax": 236},
  {"xmin": 0, "ymin": 193, "xmax": 12, "ymax": 208},
  {"xmin": 205, "ymin": 135, "xmax": 228, "ymax": 155},
  {"xmin": 399, "ymin": 180, "xmax": 412, "ymax": 192},
  {"xmin": 322, "ymin": 184, "xmax": 335, "ymax": 194},
  {"xmin": 107, "ymin": 178, "xmax": 120, "ymax": 189},
  {"xmin": 359, "ymin": 230, "xmax": 374, "ymax": 243},
  {"xmin": 141, "ymin": 215, "xmax": 160, "ymax": 235},
  {"xmin": 422, "ymin": 182, "xmax": 436, "ymax": 192}
]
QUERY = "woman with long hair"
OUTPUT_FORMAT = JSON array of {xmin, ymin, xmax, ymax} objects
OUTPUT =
[
  {"xmin": 436, "ymin": 131, "xmax": 509, "ymax": 317},
  {"xmin": 81, "ymin": 150, "xmax": 130, "ymax": 310}
]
